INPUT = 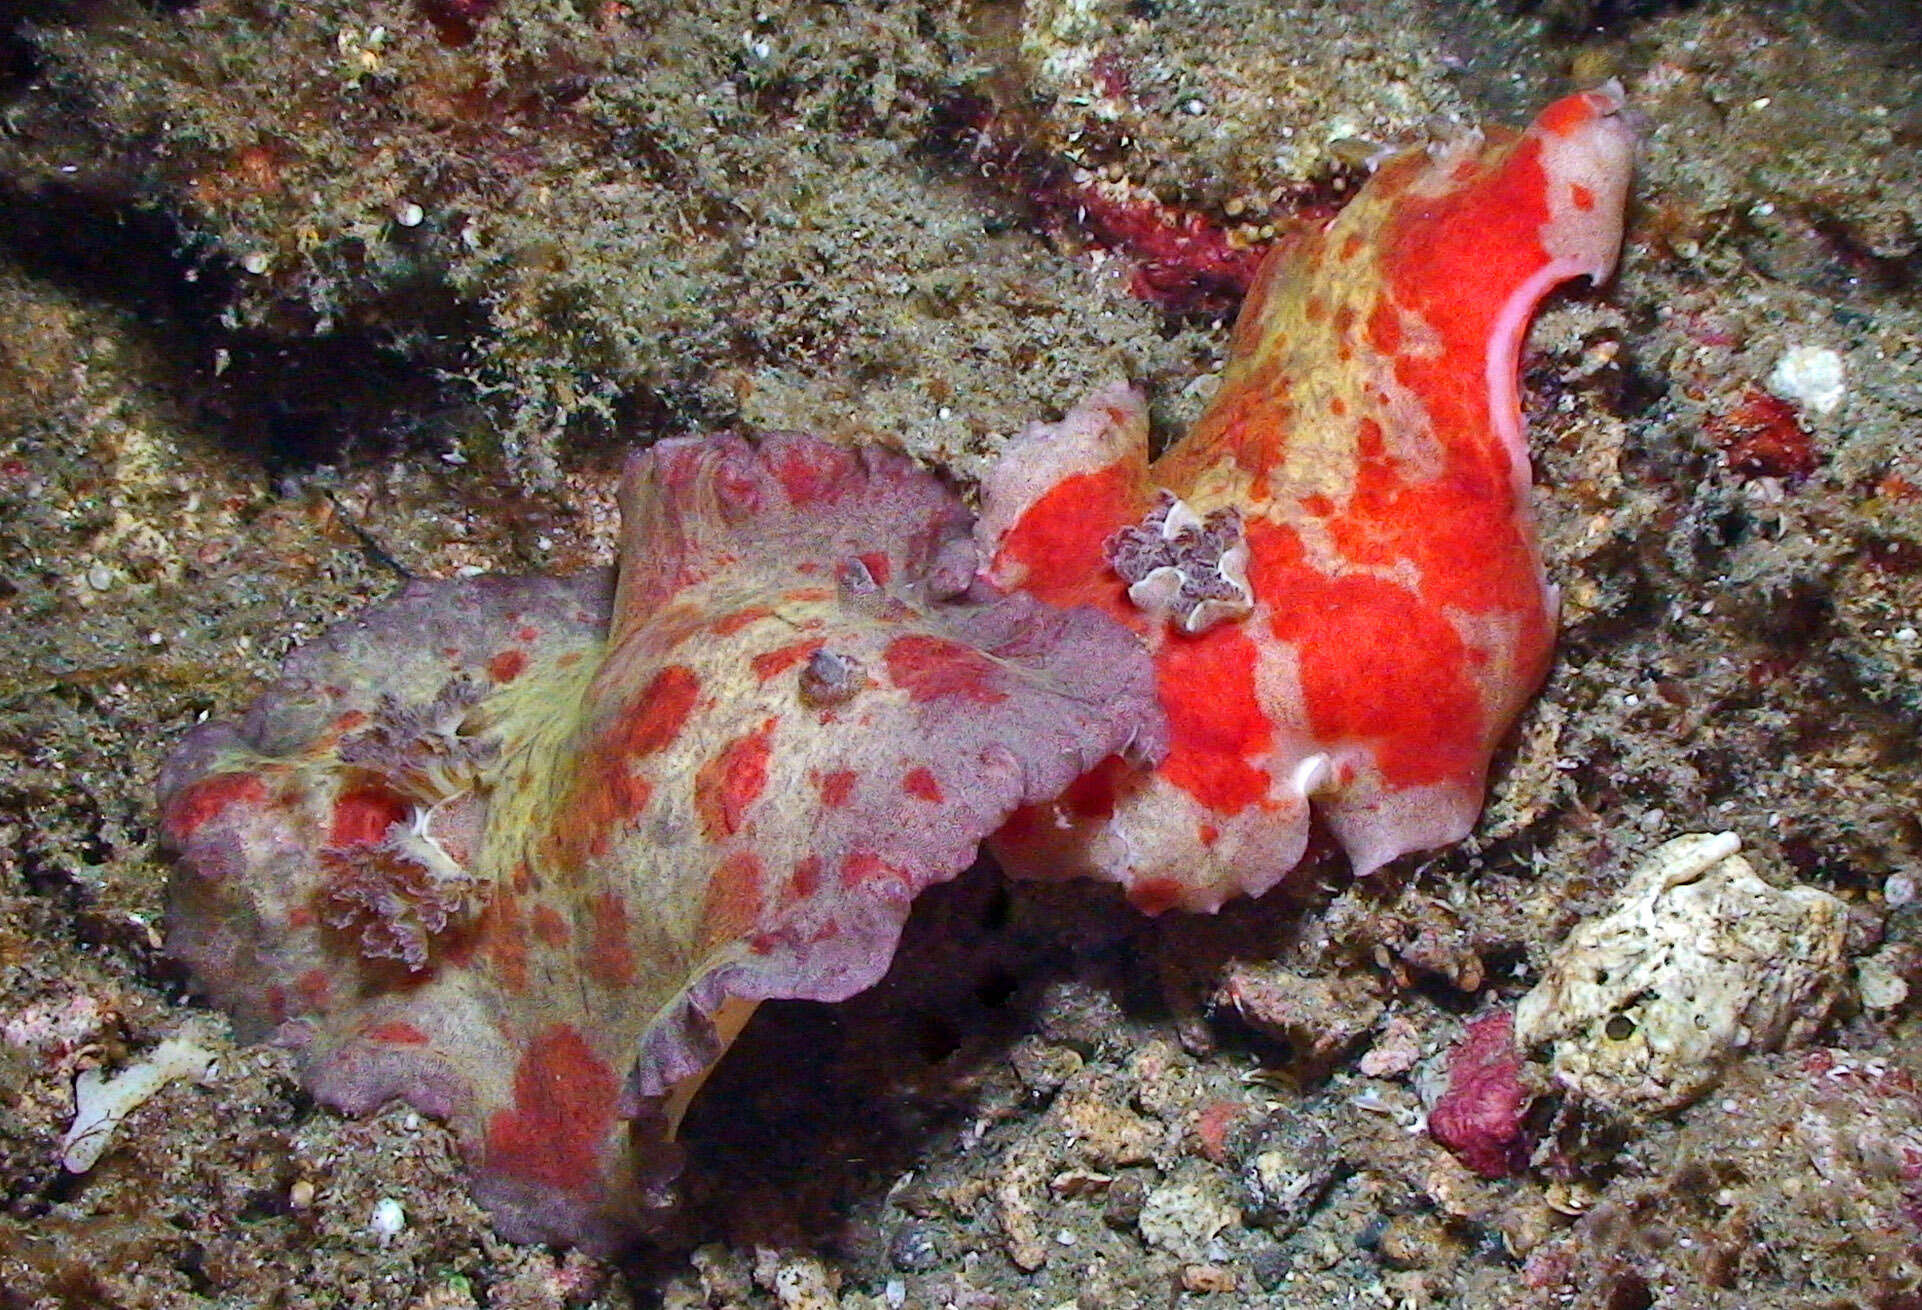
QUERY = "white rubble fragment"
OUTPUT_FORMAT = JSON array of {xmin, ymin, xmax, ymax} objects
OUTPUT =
[
  {"xmin": 770, "ymin": 1254, "xmax": 840, "ymax": 1310},
  {"xmin": 371, "ymin": 1196, "xmax": 407, "ymax": 1239},
  {"xmin": 1515, "ymin": 832, "xmax": 1847, "ymax": 1114},
  {"xmin": 1136, "ymin": 1163, "xmax": 1241, "ymax": 1262},
  {"xmin": 1856, "ymin": 946, "xmax": 1912, "ymax": 1012},
  {"xmin": 60, "ymin": 1026, "xmax": 220, "ymax": 1172},
  {"xmin": 1767, "ymin": 345, "xmax": 1846, "ymax": 415}
]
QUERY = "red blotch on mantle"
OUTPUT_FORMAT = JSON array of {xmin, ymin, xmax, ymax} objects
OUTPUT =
[{"xmin": 483, "ymin": 1024, "xmax": 620, "ymax": 1195}]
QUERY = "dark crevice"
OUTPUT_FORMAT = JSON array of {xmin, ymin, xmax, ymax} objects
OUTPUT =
[
  {"xmin": 1502, "ymin": 0, "xmax": 1698, "ymax": 38},
  {"xmin": 0, "ymin": 176, "xmax": 487, "ymax": 475}
]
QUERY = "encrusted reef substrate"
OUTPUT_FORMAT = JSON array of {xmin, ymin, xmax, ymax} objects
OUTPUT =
[{"xmin": 2, "ymin": 0, "xmax": 1922, "ymax": 1306}]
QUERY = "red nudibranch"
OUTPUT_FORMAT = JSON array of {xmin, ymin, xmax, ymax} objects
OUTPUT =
[
  {"xmin": 157, "ymin": 88, "xmax": 1632, "ymax": 1253},
  {"xmin": 981, "ymin": 83, "xmax": 1635, "ymax": 912}
]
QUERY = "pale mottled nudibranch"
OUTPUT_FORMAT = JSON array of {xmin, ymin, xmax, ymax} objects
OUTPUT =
[{"xmin": 159, "ymin": 436, "xmax": 1162, "ymax": 1251}]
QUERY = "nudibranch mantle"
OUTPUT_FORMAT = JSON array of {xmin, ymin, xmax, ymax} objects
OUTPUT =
[
  {"xmin": 159, "ymin": 433, "xmax": 1163, "ymax": 1252},
  {"xmin": 980, "ymin": 85, "xmax": 1635, "ymax": 912}
]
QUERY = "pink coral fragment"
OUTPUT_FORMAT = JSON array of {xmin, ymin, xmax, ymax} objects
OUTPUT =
[{"xmin": 1429, "ymin": 1011, "xmax": 1535, "ymax": 1178}]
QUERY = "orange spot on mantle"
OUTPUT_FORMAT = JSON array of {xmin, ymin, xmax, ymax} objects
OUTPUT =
[
  {"xmin": 1128, "ymin": 877, "xmax": 1185, "ymax": 915},
  {"xmin": 701, "ymin": 850, "xmax": 766, "ymax": 948},
  {"xmin": 1248, "ymin": 519, "xmax": 1486, "ymax": 787},
  {"xmin": 585, "ymin": 892, "xmax": 637, "ymax": 988},
  {"xmin": 481, "ymin": 887, "xmax": 529, "ymax": 993},
  {"xmin": 817, "ymin": 769, "xmax": 857, "ymax": 808},
  {"xmin": 902, "ymin": 766, "xmax": 944, "ymax": 803},
  {"xmin": 487, "ymin": 648, "xmax": 528, "ymax": 683},
  {"xmin": 294, "ymin": 968, "xmax": 331, "ymax": 1010},
  {"xmin": 530, "ymin": 903, "xmax": 570, "ymax": 947},
  {"xmin": 993, "ymin": 464, "xmax": 1140, "ymax": 615},
  {"xmin": 750, "ymin": 637, "xmax": 826, "ymax": 682},
  {"xmin": 484, "ymin": 1025, "xmax": 620, "ymax": 1195},
  {"xmin": 695, "ymin": 719, "xmax": 775, "ymax": 839},
  {"xmin": 711, "ymin": 606, "xmax": 774, "ymax": 638},
  {"xmin": 609, "ymin": 664, "xmax": 701, "ymax": 757},
  {"xmin": 161, "ymin": 771, "xmax": 269, "ymax": 845},
  {"xmin": 548, "ymin": 663, "xmax": 698, "ymax": 870},
  {"xmin": 884, "ymin": 635, "xmax": 1007, "ymax": 706},
  {"xmin": 365, "ymin": 1020, "xmax": 430, "ymax": 1046},
  {"xmin": 328, "ymin": 787, "xmax": 408, "ymax": 847}
]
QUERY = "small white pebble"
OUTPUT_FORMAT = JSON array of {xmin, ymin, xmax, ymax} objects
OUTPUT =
[
  {"xmin": 1767, "ymin": 345, "xmax": 1846, "ymax": 415},
  {"xmin": 371, "ymin": 1196, "xmax": 406, "ymax": 1238},
  {"xmin": 240, "ymin": 251, "xmax": 271, "ymax": 275},
  {"xmin": 1885, "ymin": 872, "xmax": 1917, "ymax": 907},
  {"xmin": 85, "ymin": 562, "xmax": 115, "ymax": 591},
  {"xmin": 1894, "ymin": 627, "xmax": 1917, "ymax": 643},
  {"xmin": 394, "ymin": 201, "xmax": 425, "ymax": 228},
  {"xmin": 1054, "ymin": 1229, "xmax": 1077, "ymax": 1246}
]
